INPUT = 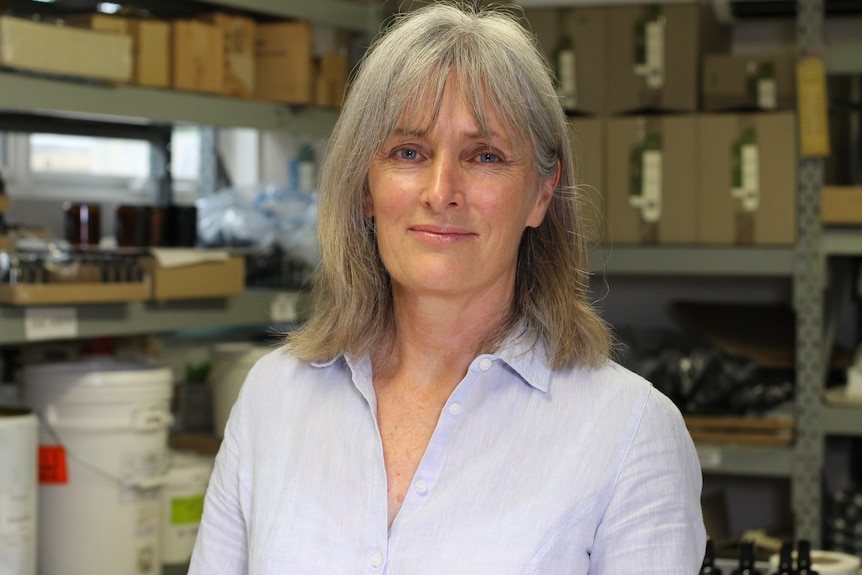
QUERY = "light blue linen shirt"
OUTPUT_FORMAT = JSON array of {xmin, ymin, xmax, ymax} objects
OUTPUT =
[{"xmin": 189, "ymin": 337, "xmax": 705, "ymax": 574}]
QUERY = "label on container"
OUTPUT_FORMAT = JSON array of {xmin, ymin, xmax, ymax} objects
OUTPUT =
[
  {"xmin": 731, "ymin": 144, "xmax": 760, "ymax": 212},
  {"xmin": 0, "ymin": 486, "xmax": 36, "ymax": 545},
  {"xmin": 557, "ymin": 49, "xmax": 577, "ymax": 110},
  {"xmin": 644, "ymin": 20, "xmax": 665, "ymax": 89},
  {"xmin": 641, "ymin": 150, "xmax": 663, "ymax": 223},
  {"xmin": 38, "ymin": 445, "xmax": 68, "ymax": 484},
  {"xmin": 120, "ymin": 450, "xmax": 166, "ymax": 503},
  {"xmin": 797, "ymin": 55, "xmax": 831, "ymax": 157},
  {"xmin": 757, "ymin": 78, "xmax": 777, "ymax": 110},
  {"xmin": 171, "ymin": 494, "xmax": 205, "ymax": 525},
  {"xmin": 135, "ymin": 503, "xmax": 160, "ymax": 575},
  {"xmin": 24, "ymin": 307, "xmax": 77, "ymax": 341}
]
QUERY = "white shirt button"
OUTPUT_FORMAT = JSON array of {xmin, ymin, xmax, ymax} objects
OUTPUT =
[
  {"xmin": 415, "ymin": 480, "xmax": 428, "ymax": 494},
  {"xmin": 371, "ymin": 552, "xmax": 383, "ymax": 568},
  {"xmin": 479, "ymin": 358, "xmax": 492, "ymax": 371},
  {"xmin": 449, "ymin": 402, "xmax": 462, "ymax": 415}
]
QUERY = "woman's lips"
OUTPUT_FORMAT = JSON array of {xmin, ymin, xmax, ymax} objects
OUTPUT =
[{"xmin": 409, "ymin": 224, "xmax": 477, "ymax": 242}]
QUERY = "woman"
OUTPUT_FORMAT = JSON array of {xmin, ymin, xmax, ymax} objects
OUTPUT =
[{"xmin": 189, "ymin": 3, "xmax": 705, "ymax": 573}]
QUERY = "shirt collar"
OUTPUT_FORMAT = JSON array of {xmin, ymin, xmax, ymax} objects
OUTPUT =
[
  {"xmin": 310, "ymin": 329, "xmax": 552, "ymax": 393},
  {"xmin": 489, "ymin": 329, "xmax": 551, "ymax": 393}
]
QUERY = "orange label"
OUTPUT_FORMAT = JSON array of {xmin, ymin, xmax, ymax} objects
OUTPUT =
[{"xmin": 39, "ymin": 445, "xmax": 69, "ymax": 484}]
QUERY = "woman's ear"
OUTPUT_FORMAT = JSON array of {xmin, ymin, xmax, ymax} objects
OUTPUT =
[{"xmin": 526, "ymin": 160, "xmax": 560, "ymax": 229}]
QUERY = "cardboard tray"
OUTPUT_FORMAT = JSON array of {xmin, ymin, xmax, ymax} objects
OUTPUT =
[
  {"xmin": 822, "ymin": 186, "xmax": 862, "ymax": 225},
  {"xmin": 684, "ymin": 414, "xmax": 794, "ymax": 447},
  {"xmin": 0, "ymin": 281, "xmax": 150, "ymax": 305},
  {"xmin": 140, "ymin": 255, "xmax": 244, "ymax": 301}
]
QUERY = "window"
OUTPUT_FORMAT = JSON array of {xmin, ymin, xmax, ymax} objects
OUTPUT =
[
  {"xmin": 29, "ymin": 133, "xmax": 150, "ymax": 177},
  {"xmin": 4, "ymin": 128, "xmax": 201, "ymax": 204}
]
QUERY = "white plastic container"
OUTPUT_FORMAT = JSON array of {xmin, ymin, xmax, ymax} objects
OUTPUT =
[
  {"xmin": 160, "ymin": 450, "xmax": 214, "ymax": 567},
  {"xmin": 23, "ymin": 360, "xmax": 173, "ymax": 575},
  {"xmin": 0, "ymin": 407, "xmax": 38, "ymax": 575},
  {"xmin": 210, "ymin": 342, "xmax": 271, "ymax": 437}
]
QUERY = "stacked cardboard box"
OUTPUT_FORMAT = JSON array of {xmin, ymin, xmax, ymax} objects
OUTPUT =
[
  {"xmin": 66, "ymin": 13, "xmax": 170, "ymax": 88},
  {"xmin": 255, "ymin": 21, "xmax": 314, "ymax": 105},
  {"xmin": 26, "ymin": 9, "xmax": 346, "ymax": 108},
  {"xmin": 525, "ymin": 3, "xmax": 800, "ymax": 247},
  {"xmin": 0, "ymin": 15, "xmax": 132, "ymax": 82},
  {"xmin": 203, "ymin": 12, "xmax": 256, "ymax": 99}
]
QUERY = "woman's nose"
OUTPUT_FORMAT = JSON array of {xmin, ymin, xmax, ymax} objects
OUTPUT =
[{"xmin": 421, "ymin": 154, "xmax": 463, "ymax": 211}]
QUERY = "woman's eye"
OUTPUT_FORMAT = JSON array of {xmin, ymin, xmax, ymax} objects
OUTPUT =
[
  {"xmin": 396, "ymin": 148, "xmax": 420, "ymax": 160},
  {"xmin": 476, "ymin": 152, "xmax": 501, "ymax": 163}
]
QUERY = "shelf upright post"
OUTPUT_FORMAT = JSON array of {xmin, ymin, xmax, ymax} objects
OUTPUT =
[
  {"xmin": 792, "ymin": 0, "xmax": 827, "ymax": 545},
  {"xmin": 151, "ymin": 125, "xmax": 173, "ymax": 205},
  {"xmin": 199, "ymin": 126, "xmax": 218, "ymax": 197}
]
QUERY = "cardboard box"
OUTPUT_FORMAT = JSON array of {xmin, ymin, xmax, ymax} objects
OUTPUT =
[
  {"xmin": 142, "ymin": 255, "xmax": 244, "ymax": 301},
  {"xmin": 0, "ymin": 15, "xmax": 132, "ymax": 81},
  {"xmin": 605, "ymin": 4, "xmax": 729, "ymax": 114},
  {"xmin": 255, "ymin": 21, "xmax": 312, "ymax": 104},
  {"xmin": 524, "ymin": 7, "xmax": 608, "ymax": 115},
  {"xmin": 0, "ymin": 194, "xmax": 9, "ymax": 213},
  {"xmin": 203, "ymin": 12, "xmax": 256, "ymax": 99},
  {"xmin": 172, "ymin": 19, "xmax": 224, "ymax": 94},
  {"xmin": 314, "ymin": 51, "xmax": 349, "ymax": 109},
  {"xmin": 569, "ymin": 117, "xmax": 605, "ymax": 244},
  {"xmin": 67, "ymin": 14, "xmax": 170, "ymax": 88},
  {"xmin": 697, "ymin": 112, "xmax": 797, "ymax": 245},
  {"xmin": 605, "ymin": 115, "xmax": 698, "ymax": 245},
  {"xmin": 822, "ymin": 186, "xmax": 862, "ymax": 224},
  {"xmin": 702, "ymin": 52, "xmax": 797, "ymax": 112}
]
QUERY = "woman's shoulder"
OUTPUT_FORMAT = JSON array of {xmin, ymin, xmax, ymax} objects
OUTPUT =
[
  {"xmin": 243, "ymin": 345, "xmax": 345, "ymax": 386},
  {"xmin": 555, "ymin": 359, "xmax": 680, "ymax": 421}
]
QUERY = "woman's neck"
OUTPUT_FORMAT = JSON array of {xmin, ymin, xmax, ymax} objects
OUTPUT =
[{"xmin": 372, "ymin": 289, "xmax": 513, "ymax": 385}]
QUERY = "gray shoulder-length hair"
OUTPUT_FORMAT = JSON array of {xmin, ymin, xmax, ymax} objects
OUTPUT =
[{"xmin": 286, "ymin": 1, "xmax": 612, "ymax": 370}]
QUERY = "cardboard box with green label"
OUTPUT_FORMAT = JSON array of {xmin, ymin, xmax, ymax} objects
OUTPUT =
[
  {"xmin": 697, "ymin": 112, "xmax": 797, "ymax": 245},
  {"xmin": 605, "ymin": 4, "xmax": 729, "ymax": 114},
  {"xmin": 605, "ymin": 115, "xmax": 698, "ymax": 245}
]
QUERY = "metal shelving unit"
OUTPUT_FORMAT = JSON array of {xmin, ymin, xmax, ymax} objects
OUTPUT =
[
  {"xmin": 0, "ymin": 71, "xmax": 342, "ymax": 137},
  {"xmin": 0, "ymin": 0, "xmax": 379, "ymax": 342},
  {"xmin": 793, "ymin": 0, "xmax": 862, "ymax": 545},
  {"xmin": 590, "ymin": 246, "xmax": 796, "ymax": 276},
  {"xmin": 0, "ymin": 290, "xmax": 304, "ymax": 345},
  {"xmin": 696, "ymin": 444, "xmax": 796, "ymax": 478}
]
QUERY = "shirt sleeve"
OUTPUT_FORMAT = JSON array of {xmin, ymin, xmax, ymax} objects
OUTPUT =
[
  {"xmin": 590, "ymin": 387, "xmax": 706, "ymax": 574},
  {"xmin": 187, "ymin": 374, "xmax": 251, "ymax": 575}
]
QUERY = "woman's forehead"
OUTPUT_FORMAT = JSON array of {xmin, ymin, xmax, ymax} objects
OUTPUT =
[{"xmin": 392, "ymin": 76, "xmax": 525, "ymax": 146}]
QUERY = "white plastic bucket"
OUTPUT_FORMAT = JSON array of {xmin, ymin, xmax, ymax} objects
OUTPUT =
[
  {"xmin": 0, "ymin": 407, "xmax": 38, "ymax": 575},
  {"xmin": 160, "ymin": 450, "xmax": 214, "ymax": 567},
  {"xmin": 23, "ymin": 360, "xmax": 173, "ymax": 575},
  {"xmin": 210, "ymin": 342, "xmax": 271, "ymax": 437}
]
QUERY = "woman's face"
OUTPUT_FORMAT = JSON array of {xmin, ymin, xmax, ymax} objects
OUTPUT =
[{"xmin": 366, "ymin": 77, "xmax": 556, "ymax": 307}]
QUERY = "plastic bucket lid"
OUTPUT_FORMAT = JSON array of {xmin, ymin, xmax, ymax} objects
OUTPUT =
[{"xmin": 24, "ymin": 360, "xmax": 172, "ymax": 406}]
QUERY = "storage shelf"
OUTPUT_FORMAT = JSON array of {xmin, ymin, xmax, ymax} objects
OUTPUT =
[
  {"xmin": 0, "ymin": 289, "xmax": 304, "ymax": 345},
  {"xmin": 695, "ymin": 443, "xmax": 795, "ymax": 478},
  {"xmin": 0, "ymin": 72, "xmax": 340, "ymax": 136},
  {"xmin": 824, "ymin": 40, "xmax": 862, "ymax": 75},
  {"xmin": 204, "ymin": 0, "xmax": 381, "ymax": 34},
  {"xmin": 822, "ymin": 228, "xmax": 862, "ymax": 256},
  {"xmin": 590, "ymin": 246, "xmax": 796, "ymax": 276},
  {"xmin": 819, "ymin": 403, "xmax": 862, "ymax": 436}
]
